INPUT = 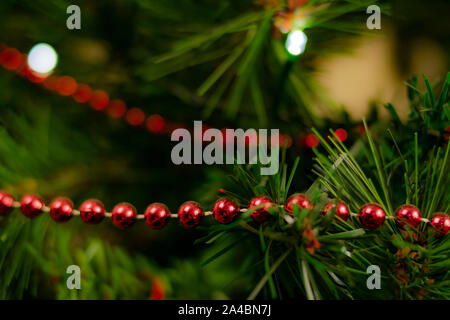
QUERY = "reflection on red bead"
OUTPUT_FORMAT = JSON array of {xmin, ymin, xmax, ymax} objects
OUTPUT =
[
  {"xmin": 146, "ymin": 114, "xmax": 165, "ymax": 133},
  {"xmin": 107, "ymin": 99, "xmax": 127, "ymax": 118},
  {"xmin": 111, "ymin": 202, "xmax": 137, "ymax": 229},
  {"xmin": 73, "ymin": 84, "xmax": 92, "ymax": 103},
  {"xmin": 57, "ymin": 76, "xmax": 77, "ymax": 96},
  {"xmin": 0, "ymin": 48, "xmax": 22, "ymax": 70},
  {"xmin": 145, "ymin": 203, "xmax": 171, "ymax": 229},
  {"xmin": 430, "ymin": 213, "xmax": 450, "ymax": 237},
  {"xmin": 49, "ymin": 197, "xmax": 73, "ymax": 222},
  {"xmin": 249, "ymin": 195, "xmax": 273, "ymax": 222},
  {"xmin": 79, "ymin": 199, "xmax": 105, "ymax": 224},
  {"xmin": 0, "ymin": 191, "xmax": 14, "ymax": 216},
  {"xmin": 126, "ymin": 108, "xmax": 145, "ymax": 126},
  {"xmin": 323, "ymin": 201, "xmax": 350, "ymax": 221},
  {"xmin": 358, "ymin": 203, "xmax": 386, "ymax": 230},
  {"xmin": 178, "ymin": 201, "xmax": 204, "ymax": 228},
  {"xmin": 395, "ymin": 204, "xmax": 421, "ymax": 227},
  {"xmin": 89, "ymin": 90, "xmax": 109, "ymax": 110},
  {"xmin": 20, "ymin": 194, "xmax": 45, "ymax": 218},
  {"xmin": 285, "ymin": 193, "xmax": 312, "ymax": 213},
  {"xmin": 212, "ymin": 198, "xmax": 240, "ymax": 224}
]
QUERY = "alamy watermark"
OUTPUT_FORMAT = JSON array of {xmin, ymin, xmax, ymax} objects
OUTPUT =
[
  {"xmin": 171, "ymin": 121, "xmax": 280, "ymax": 176},
  {"xmin": 66, "ymin": 265, "xmax": 81, "ymax": 290},
  {"xmin": 66, "ymin": 5, "xmax": 81, "ymax": 30},
  {"xmin": 366, "ymin": 265, "xmax": 381, "ymax": 289},
  {"xmin": 366, "ymin": 5, "xmax": 381, "ymax": 30}
]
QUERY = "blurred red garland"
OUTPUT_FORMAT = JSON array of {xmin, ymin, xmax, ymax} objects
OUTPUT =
[{"xmin": 0, "ymin": 43, "xmax": 352, "ymax": 149}]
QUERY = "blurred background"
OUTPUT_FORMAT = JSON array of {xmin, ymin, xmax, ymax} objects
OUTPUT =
[{"xmin": 0, "ymin": 0, "xmax": 448, "ymax": 299}]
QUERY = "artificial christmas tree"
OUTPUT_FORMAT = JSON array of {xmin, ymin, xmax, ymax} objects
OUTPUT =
[{"xmin": 0, "ymin": 0, "xmax": 448, "ymax": 301}]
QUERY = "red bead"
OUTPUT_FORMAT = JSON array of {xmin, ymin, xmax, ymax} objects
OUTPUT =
[
  {"xmin": 395, "ymin": 204, "xmax": 421, "ymax": 227},
  {"xmin": 89, "ymin": 90, "xmax": 109, "ymax": 110},
  {"xmin": 57, "ymin": 76, "xmax": 77, "ymax": 96},
  {"xmin": 111, "ymin": 202, "xmax": 137, "ymax": 229},
  {"xmin": 358, "ymin": 203, "xmax": 386, "ymax": 230},
  {"xmin": 178, "ymin": 201, "xmax": 204, "ymax": 228},
  {"xmin": 0, "ymin": 48, "xmax": 22, "ymax": 70},
  {"xmin": 335, "ymin": 128, "xmax": 348, "ymax": 142},
  {"xmin": 212, "ymin": 198, "xmax": 240, "ymax": 224},
  {"xmin": 0, "ymin": 191, "xmax": 14, "ymax": 216},
  {"xmin": 73, "ymin": 84, "xmax": 92, "ymax": 103},
  {"xmin": 145, "ymin": 203, "xmax": 171, "ymax": 229},
  {"xmin": 285, "ymin": 193, "xmax": 312, "ymax": 213},
  {"xmin": 249, "ymin": 196, "xmax": 273, "ymax": 222},
  {"xmin": 20, "ymin": 194, "xmax": 45, "ymax": 218},
  {"xmin": 79, "ymin": 199, "xmax": 105, "ymax": 224},
  {"xmin": 430, "ymin": 213, "xmax": 450, "ymax": 237},
  {"xmin": 43, "ymin": 76, "xmax": 60, "ymax": 91},
  {"xmin": 126, "ymin": 108, "xmax": 145, "ymax": 126},
  {"xmin": 49, "ymin": 197, "xmax": 73, "ymax": 222},
  {"xmin": 146, "ymin": 114, "xmax": 165, "ymax": 133},
  {"xmin": 107, "ymin": 99, "xmax": 127, "ymax": 118},
  {"xmin": 323, "ymin": 201, "xmax": 350, "ymax": 221},
  {"xmin": 305, "ymin": 134, "xmax": 319, "ymax": 148}
]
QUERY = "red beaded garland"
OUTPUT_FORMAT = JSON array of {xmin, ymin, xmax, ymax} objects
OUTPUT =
[
  {"xmin": 145, "ymin": 203, "xmax": 171, "ymax": 229},
  {"xmin": 79, "ymin": 199, "xmax": 105, "ymax": 224},
  {"xmin": 323, "ymin": 201, "xmax": 350, "ymax": 221},
  {"xmin": 178, "ymin": 201, "xmax": 204, "ymax": 228},
  {"xmin": 49, "ymin": 197, "xmax": 74, "ymax": 222},
  {"xmin": 112, "ymin": 202, "xmax": 137, "ymax": 229},
  {"xmin": 358, "ymin": 203, "xmax": 386, "ymax": 230},
  {"xmin": 395, "ymin": 204, "xmax": 421, "ymax": 227},
  {"xmin": 0, "ymin": 191, "xmax": 14, "ymax": 216},
  {"xmin": 285, "ymin": 193, "xmax": 312, "ymax": 213},
  {"xmin": 20, "ymin": 194, "xmax": 45, "ymax": 218},
  {"xmin": 2, "ymin": 187, "xmax": 447, "ymax": 236},
  {"xmin": 430, "ymin": 213, "xmax": 450, "ymax": 237},
  {"xmin": 212, "ymin": 198, "xmax": 240, "ymax": 224},
  {"xmin": 249, "ymin": 195, "xmax": 274, "ymax": 222}
]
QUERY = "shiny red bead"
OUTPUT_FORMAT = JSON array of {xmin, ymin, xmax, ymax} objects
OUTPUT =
[
  {"xmin": 323, "ymin": 201, "xmax": 350, "ymax": 221},
  {"xmin": 145, "ymin": 203, "xmax": 171, "ymax": 229},
  {"xmin": 358, "ymin": 203, "xmax": 386, "ymax": 230},
  {"xmin": 49, "ymin": 197, "xmax": 73, "ymax": 222},
  {"xmin": 178, "ymin": 201, "xmax": 204, "ymax": 228},
  {"xmin": 249, "ymin": 196, "xmax": 273, "ymax": 222},
  {"xmin": 79, "ymin": 199, "xmax": 105, "ymax": 224},
  {"xmin": 395, "ymin": 204, "xmax": 421, "ymax": 227},
  {"xmin": 20, "ymin": 194, "xmax": 45, "ymax": 218},
  {"xmin": 0, "ymin": 191, "xmax": 14, "ymax": 216},
  {"xmin": 212, "ymin": 198, "xmax": 240, "ymax": 224},
  {"xmin": 285, "ymin": 193, "xmax": 312, "ymax": 213},
  {"xmin": 430, "ymin": 213, "xmax": 450, "ymax": 237},
  {"xmin": 111, "ymin": 202, "xmax": 137, "ymax": 229}
]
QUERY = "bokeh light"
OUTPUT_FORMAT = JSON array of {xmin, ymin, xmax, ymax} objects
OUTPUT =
[
  {"xmin": 285, "ymin": 30, "xmax": 307, "ymax": 56},
  {"xmin": 27, "ymin": 43, "xmax": 58, "ymax": 75}
]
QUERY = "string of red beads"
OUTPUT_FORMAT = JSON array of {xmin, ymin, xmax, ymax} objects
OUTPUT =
[{"xmin": 0, "ymin": 190, "xmax": 448, "ymax": 236}]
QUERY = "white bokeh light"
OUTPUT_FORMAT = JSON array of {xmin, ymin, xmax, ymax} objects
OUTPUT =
[
  {"xmin": 285, "ymin": 30, "xmax": 308, "ymax": 56},
  {"xmin": 27, "ymin": 43, "xmax": 58, "ymax": 74}
]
